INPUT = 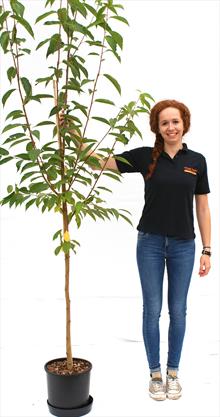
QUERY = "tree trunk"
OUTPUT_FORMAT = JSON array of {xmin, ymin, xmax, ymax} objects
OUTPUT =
[{"xmin": 63, "ymin": 202, "xmax": 73, "ymax": 370}]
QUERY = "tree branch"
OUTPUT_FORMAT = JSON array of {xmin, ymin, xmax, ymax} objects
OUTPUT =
[{"xmin": 3, "ymin": 11, "xmax": 59, "ymax": 196}]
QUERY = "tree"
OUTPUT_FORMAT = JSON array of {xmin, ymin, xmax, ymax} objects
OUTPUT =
[{"xmin": 0, "ymin": 0, "xmax": 154, "ymax": 371}]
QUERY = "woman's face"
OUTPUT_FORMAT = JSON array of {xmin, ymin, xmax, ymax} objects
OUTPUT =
[{"xmin": 158, "ymin": 107, "xmax": 184, "ymax": 145}]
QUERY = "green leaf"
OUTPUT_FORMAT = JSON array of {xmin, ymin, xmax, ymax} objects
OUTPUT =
[
  {"xmin": 20, "ymin": 171, "xmax": 38, "ymax": 183},
  {"xmin": 7, "ymin": 185, "xmax": 13, "ymax": 193},
  {"xmin": 0, "ymin": 148, "xmax": 9, "ymax": 155},
  {"xmin": 67, "ymin": 21, "xmax": 93, "ymax": 40},
  {"xmin": 29, "ymin": 182, "xmax": 49, "ymax": 193},
  {"xmin": 112, "ymin": 133, "xmax": 128, "ymax": 144},
  {"xmin": 25, "ymin": 198, "xmax": 36, "ymax": 210},
  {"xmin": 86, "ymin": 40, "xmax": 102, "ymax": 47},
  {"xmin": 10, "ymin": 0, "xmax": 25, "ymax": 17},
  {"xmin": 28, "ymin": 149, "xmax": 41, "ymax": 162},
  {"xmin": 85, "ymin": 156, "xmax": 101, "ymax": 169},
  {"xmin": 45, "ymin": 0, "xmax": 56, "ymax": 7},
  {"xmin": 9, "ymin": 138, "xmax": 28, "ymax": 148},
  {"xmin": 47, "ymin": 167, "xmax": 57, "ymax": 180},
  {"xmin": 140, "ymin": 96, "xmax": 151, "ymax": 109},
  {"xmin": 36, "ymin": 121, "xmax": 55, "ymax": 126},
  {"xmin": 62, "ymin": 79, "xmax": 81, "ymax": 92},
  {"xmin": 84, "ymin": 3, "xmax": 96, "ymax": 16},
  {"xmin": 111, "ymin": 31, "xmax": 123, "ymax": 49},
  {"xmin": 115, "ymin": 156, "xmax": 132, "ymax": 166},
  {"xmin": 0, "ymin": 156, "xmax": 13, "ymax": 165},
  {"xmin": 127, "ymin": 120, "xmax": 142, "ymax": 138},
  {"xmin": 35, "ymin": 11, "xmax": 56, "ymax": 23},
  {"xmin": 31, "ymin": 130, "xmax": 40, "ymax": 140},
  {"xmin": 69, "ymin": 0, "xmax": 87, "ymax": 18},
  {"xmin": 110, "ymin": 15, "xmax": 129, "ymax": 25},
  {"xmin": 92, "ymin": 116, "xmax": 110, "ymax": 125},
  {"xmin": 46, "ymin": 33, "xmax": 62, "ymax": 57},
  {"xmin": 7, "ymin": 67, "xmax": 16, "ymax": 83},
  {"xmin": 20, "ymin": 161, "xmax": 37, "ymax": 173},
  {"xmin": 6, "ymin": 110, "xmax": 23, "ymax": 120},
  {"xmin": 20, "ymin": 48, "xmax": 31, "ymax": 54},
  {"xmin": 57, "ymin": 7, "xmax": 68, "ymax": 32},
  {"xmin": 0, "ymin": 191, "xmax": 14, "ymax": 206},
  {"xmin": 2, "ymin": 89, "xmax": 16, "ymax": 107},
  {"xmin": 119, "ymin": 212, "xmax": 133, "ymax": 226},
  {"xmin": 16, "ymin": 152, "xmax": 31, "ymax": 160},
  {"xmin": 13, "ymin": 15, "xmax": 34, "ymax": 38},
  {"xmin": 139, "ymin": 92, "xmax": 155, "ymax": 103},
  {"xmin": 49, "ymin": 105, "xmax": 62, "ymax": 117},
  {"xmin": 71, "ymin": 101, "xmax": 88, "ymax": 116},
  {"xmin": 95, "ymin": 98, "xmax": 115, "ymax": 106},
  {"xmin": 3, "ymin": 132, "xmax": 25, "ymax": 144},
  {"xmin": 36, "ymin": 38, "xmax": 51, "ymax": 50},
  {"xmin": 0, "ymin": 147, "xmax": 9, "ymax": 155},
  {"xmin": 103, "ymin": 74, "xmax": 121, "ymax": 95},
  {"xmin": 0, "ymin": 11, "xmax": 10, "ymax": 25},
  {"xmin": 105, "ymin": 36, "xmax": 116, "ymax": 52},
  {"xmin": 136, "ymin": 106, "xmax": 149, "ymax": 114},
  {"xmin": 43, "ymin": 20, "xmax": 59, "ymax": 26},
  {"xmin": 97, "ymin": 186, "xmax": 112, "ymax": 193},
  {"xmin": 74, "ymin": 201, "xmax": 83, "ymax": 215},
  {"xmin": 21, "ymin": 77, "xmax": 32, "ymax": 97},
  {"xmin": 0, "ymin": 31, "xmax": 10, "ymax": 52},
  {"xmin": 88, "ymin": 52, "xmax": 99, "ymax": 57},
  {"xmin": 33, "ymin": 94, "xmax": 53, "ymax": 99},
  {"xmin": 72, "ymin": 239, "xmax": 80, "ymax": 247},
  {"xmin": 109, "ymin": 118, "xmax": 117, "ymax": 128},
  {"xmin": 55, "ymin": 245, "xmax": 62, "ymax": 256},
  {"xmin": 62, "ymin": 241, "xmax": 71, "ymax": 254},
  {"xmin": 53, "ymin": 229, "xmax": 62, "ymax": 241},
  {"xmin": 75, "ymin": 213, "xmax": 81, "ymax": 228},
  {"xmin": 2, "ymin": 123, "xmax": 21, "ymax": 133},
  {"xmin": 103, "ymin": 172, "xmax": 121, "ymax": 182}
]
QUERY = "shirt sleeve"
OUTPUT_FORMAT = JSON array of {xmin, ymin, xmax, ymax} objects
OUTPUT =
[
  {"xmin": 115, "ymin": 147, "xmax": 150, "ymax": 174},
  {"xmin": 195, "ymin": 156, "xmax": 210, "ymax": 194}
]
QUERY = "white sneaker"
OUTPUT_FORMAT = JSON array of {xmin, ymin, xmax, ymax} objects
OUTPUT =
[
  {"xmin": 166, "ymin": 374, "xmax": 182, "ymax": 400},
  {"xmin": 149, "ymin": 378, "xmax": 166, "ymax": 401}
]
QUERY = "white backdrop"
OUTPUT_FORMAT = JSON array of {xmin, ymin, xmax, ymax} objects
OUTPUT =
[{"xmin": 0, "ymin": 1, "xmax": 219, "ymax": 417}]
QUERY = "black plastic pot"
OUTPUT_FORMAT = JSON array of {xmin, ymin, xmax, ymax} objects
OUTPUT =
[{"xmin": 45, "ymin": 358, "xmax": 93, "ymax": 417}]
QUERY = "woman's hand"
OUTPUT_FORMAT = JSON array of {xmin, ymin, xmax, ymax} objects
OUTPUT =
[
  {"xmin": 58, "ymin": 109, "xmax": 80, "ymax": 137},
  {"xmin": 198, "ymin": 255, "xmax": 211, "ymax": 277},
  {"xmin": 59, "ymin": 109, "xmax": 65, "ymax": 125},
  {"xmin": 58, "ymin": 108, "xmax": 67, "ymax": 128}
]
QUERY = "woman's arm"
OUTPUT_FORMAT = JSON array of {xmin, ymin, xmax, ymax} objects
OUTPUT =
[
  {"xmin": 59, "ymin": 110, "xmax": 118, "ymax": 171},
  {"xmin": 195, "ymin": 194, "xmax": 211, "ymax": 277}
]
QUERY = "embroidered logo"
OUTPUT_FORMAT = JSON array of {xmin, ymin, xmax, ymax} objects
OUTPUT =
[{"xmin": 183, "ymin": 166, "xmax": 198, "ymax": 176}]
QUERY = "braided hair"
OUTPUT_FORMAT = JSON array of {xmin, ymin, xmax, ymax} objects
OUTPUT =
[{"xmin": 146, "ymin": 99, "xmax": 191, "ymax": 179}]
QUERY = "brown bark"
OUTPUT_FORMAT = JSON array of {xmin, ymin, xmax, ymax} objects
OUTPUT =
[
  {"xmin": 53, "ymin": 79, "xmax": 73, "ymax": 370},
  {"xmin": 63, "ymin": 202, "xmax": 73, "ymax": 370}
]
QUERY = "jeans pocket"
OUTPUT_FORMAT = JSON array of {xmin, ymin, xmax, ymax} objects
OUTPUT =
[{"xmin": 138, "ymin": 231, "xmax": 149, "ymax": 238}]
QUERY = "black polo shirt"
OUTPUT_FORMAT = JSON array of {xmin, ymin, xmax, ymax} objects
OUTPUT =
[{"xmin": 115, "ymin": 143, "xmax": 210, "ymax": 239}]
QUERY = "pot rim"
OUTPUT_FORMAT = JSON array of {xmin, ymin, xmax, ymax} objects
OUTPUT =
[{"xmin": 44, "ymin": 357, "xmax": 92, "ymax": 376}]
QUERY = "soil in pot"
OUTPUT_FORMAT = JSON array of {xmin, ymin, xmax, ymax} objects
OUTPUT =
[{"xmin": 47, "ymin": 358, "xmax": 91, "ymax": 376}]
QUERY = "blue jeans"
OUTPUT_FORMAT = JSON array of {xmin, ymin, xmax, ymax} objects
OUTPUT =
[{"xmin": 136, "ymin": 232, "xmax": 195, "ymax": 373}]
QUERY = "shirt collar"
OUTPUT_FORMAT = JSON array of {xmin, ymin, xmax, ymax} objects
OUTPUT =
[
  {"xmin": 182, "ymin": 143, "xmax": 188, "ymax": 153},
  {"xmin": 161, "ymin": 142, "xmax": 188, "ymax": 158}
]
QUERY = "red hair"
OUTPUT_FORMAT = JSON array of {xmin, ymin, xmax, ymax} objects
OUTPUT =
[{"xmin": 146, "ymin": 99, "xmax": 191, "ymax": 179}]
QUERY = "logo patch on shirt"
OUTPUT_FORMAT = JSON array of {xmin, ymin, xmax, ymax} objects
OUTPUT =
[{"xmin": 183, "ymin": 166, "xmax": 198, "ymax": 176}]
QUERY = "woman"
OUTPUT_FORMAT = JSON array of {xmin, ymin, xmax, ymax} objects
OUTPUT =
[{"xmin": 60, "ymin": 99, "xmax": 211, "ymax": 401}]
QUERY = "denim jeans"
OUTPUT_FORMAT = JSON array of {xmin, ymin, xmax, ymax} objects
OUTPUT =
[{"xmin": 136, "ymin": 232, "xmax": 195, "ymax": 373}]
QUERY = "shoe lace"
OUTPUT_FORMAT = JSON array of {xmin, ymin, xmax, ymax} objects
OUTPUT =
[
  {"xmin": 167, "ymin": 376, "xmax": 180, "ymax": 390},
  {"xmin": 152, "ymin": 379, "xmax": 164, "ymax": 392}
]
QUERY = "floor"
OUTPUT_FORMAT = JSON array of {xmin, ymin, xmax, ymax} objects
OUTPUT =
[
  {"xmin": 0, "ymin": 202, "xmax": 219, "ymax": 417},
  {"xmin": 0, "ymin": 292, "xmax": 219, "ymax": 417}
]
